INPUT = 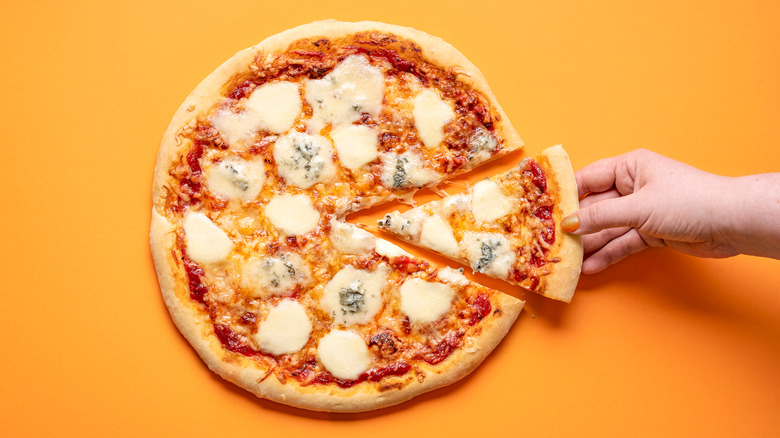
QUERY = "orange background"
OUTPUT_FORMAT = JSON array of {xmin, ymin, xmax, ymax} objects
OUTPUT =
[{"xmin": 2, "ymin": 0, "xmax": 779, "ymax": 436}]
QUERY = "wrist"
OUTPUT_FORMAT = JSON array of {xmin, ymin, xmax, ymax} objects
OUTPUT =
[{"xmin": 719, "ymin": 174, "xmax": 780, "ymax": 258}]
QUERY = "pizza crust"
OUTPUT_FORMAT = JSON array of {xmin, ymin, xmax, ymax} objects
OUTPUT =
[
  {"xmin": 151, "ymin": 20, "xmax": 527, "ymax": 412},
  {"xmin": 538, "ymin": 145, "xmax": 583, "ymax": 303}
]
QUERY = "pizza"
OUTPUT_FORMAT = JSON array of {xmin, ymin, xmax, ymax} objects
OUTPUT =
[
  {"xmin": 377, "ymin": 145, "xmax": 582, "ymax": 302},
  {"xmin": 150, "ymin": 20, "xmax": 576, "ymax": 412}
]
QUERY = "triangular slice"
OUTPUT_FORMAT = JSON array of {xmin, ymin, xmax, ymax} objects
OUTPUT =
[{"xmin": 377, "ymin": 145, "xmax": 583, "ymax": 302}]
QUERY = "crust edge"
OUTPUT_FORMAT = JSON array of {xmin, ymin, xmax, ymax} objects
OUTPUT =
[{"xmin": 538, "ymin": 145, "xmax": 583, "ymax": 303}]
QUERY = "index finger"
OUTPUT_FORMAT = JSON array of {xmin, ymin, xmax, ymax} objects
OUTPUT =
[{"xmin": 575, "ymin": 152, "xmax": 635, "ymax": 198}]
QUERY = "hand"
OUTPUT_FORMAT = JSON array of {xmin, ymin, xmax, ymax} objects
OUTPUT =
[{"xmin": 561, "ymin": 149, "xmax": 780, "ymax": 274}]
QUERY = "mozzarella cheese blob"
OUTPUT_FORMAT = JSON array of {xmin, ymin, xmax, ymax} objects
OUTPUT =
[
  {"xmin": 460, "ymin": 232, "xmax": 516, "ymax": 279},
  {"xmin": 331, "ymin": 124, "xmax": 379, "ymax": 171},
  {"xmin": 273, "ymin": 132, "xmax": 336, "ymax": 188},
  {"xmin": 253, "ymin": 300, "xmax": 312, "ymax": 355},
  {"xmin": 240, "ymin": 252, "xmax": 310, "ymax": 298},
  {"xmin": 183, "ymin": 212, "xmax": 233, "ymax": 264},
  {"xmin": 244, "ymin": 81, "xmax": 302, "ymax": 134},
  {"xmin": 265, "ymin": 194, "xmax": 320, "ymax": 235},
  {"xmin": 471, "ymin": 179, "xmax": 513, "ymax": 223},
  {"xmin": 400, "ymin": 278, "xmax": 456, "ymax": 324},
  {"xmin": 203, "ymin": 155, "xmax": 266, "ymax": 201},
  {"xmin": 329, "ymin": 221, "xmax": 376, "ymax": 255},
  {"xmin": 211, "ymin": 81, "xmax": 301, "ymax": 146},
  {"xmin": 419, "ymin": 215, "xmax": 460, "ymax": 258},
  {"xmin": 321, "ymin": 265, "xmax": 387, "ymax": 325},
  {"xmin": 317, "ymin": 329, "xmax": 371, "ymax": 380},
  {"xmin": 413, "ymin": 88, "xmax": 455, "ymax": 149},
  {"xmin": 305, "ymin": 55, "xmax": 385, "ymax": 132}
]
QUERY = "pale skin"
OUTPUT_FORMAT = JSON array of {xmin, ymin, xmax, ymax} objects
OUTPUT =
[{"xmin": 561, "ymin": 149, "xmax": 780, "ymax": 274}]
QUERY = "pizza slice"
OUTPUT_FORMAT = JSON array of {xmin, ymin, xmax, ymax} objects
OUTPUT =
[{"xmin": 377, "ymin": 145, "xmax": 583, "ymax": 302}]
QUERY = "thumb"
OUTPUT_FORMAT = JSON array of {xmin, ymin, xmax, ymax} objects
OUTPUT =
[{"xmin": 561, "ymin": 194, "xmax": 644, "ymax": 234}]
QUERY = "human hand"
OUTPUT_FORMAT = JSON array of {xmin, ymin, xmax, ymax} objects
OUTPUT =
[{"xmin": 561, "ymin": 149, "xmax": 780, "ymax": 274}]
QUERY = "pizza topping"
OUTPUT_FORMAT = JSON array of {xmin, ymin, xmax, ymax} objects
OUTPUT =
[
  {"xmin": 321, "ymin": 265, "xmax": 387, "ymax": 325},
  {"xmin": 240, "ymin": 252, "xmax": 310, "ymax": 298},
  {"xmin": 253, "ymin": 299, "xmax": 312, "ymax": 355},
  {"xmin": 304, "ymin": 55, "xmax": 384, "ymax": 133},
  {"xmin": 523, "ymin": 158, "xmax": 547, "ymax": 192},
  {"xmin": 399, "ymin": 278, "xmax": 455, "ymax": 324},
  {"xmin": 419, "ymin": 215, "xmax": 459, "ymax": 258},
  {"xmin": 468, "ymin": 128, "xmax": 498, "ymax": 162},
  {"xmin": 331, "ymin": 124, "xmax": 379, "ymax": 171},
  {"xmin": 183, "ymin": 212, "xmax": 233, "ymax": 264},
  {"xmin": 377, "ymin": 211, "xmax": 421, "ymax": 238},
  {"xmin": 368, "ymin": 331, "xmax": 401, "ymax": 359},
  {"xmin": 380, "ymin": 151, "xmax": 442, "ymax": 189},
  {"xmin": 460, "ymin": 232, "xmax": 515, "ymax": 278},
  {"xmin": 471, "ymin": 179, "xmax": 512, "ymax": 223},
  {"xmin": 329, "ymin": 221, "xmax": 376, "ymax": 255},
  {"xmin": 413, "ymin": 88, "xmax": 455, "ymax": 149},
  {"xmin": 419, "ymin": 330, "xmax": 464, "ymax": 364},
  {"xmin": 265, "ymin": 194, "xmax": 320, "ymax": 235},
  {"xmin": 210, "ymin": 81, "xmax": 301, "ymax": 146},
  {"xmin": 374, "ymin": 238, "xmax": 411, "ymax": 258},
  {"xmin": 436, "ymin": 266, "xmax": 469, "ymax": 286},
  {"xmin": 468, "ymin": 293, "xmax": 492, "ymax": 326},
  {"xmin": 316, "ymin": 329, "xmax": 371, "ymax": 380},
  {"xmin": 273, "ymin": 132, "xmax": 336, "ymax": 188},
  {"xmin": 244, "ymin": 81, "xmax": 302, "ymax": 134},
  {"xmin": 203, "ymin": 155, "xmax": 266, "ymax": 201}
]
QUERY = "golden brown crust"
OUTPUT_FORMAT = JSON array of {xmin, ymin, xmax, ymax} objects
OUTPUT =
[
  {"xmin": 151, "ymin": 20, "xmax": 526, "ymax": 413},
  {"xmin": 537, "ymin": 145, "xmax": 583, "ymax": 302}
]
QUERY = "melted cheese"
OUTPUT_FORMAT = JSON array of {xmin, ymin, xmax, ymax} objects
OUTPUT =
[
  {"xmin": 304, "ymin": 55, "xmax": 384, "ymax": 133},
  {"xmin": 419, "ymin": 215, "xmax": 459, "ymax": 258},
  {"xmin": 413, "ymin": 88, "xmax": 454, "ymax": 149},
  {"xmin": 244, "ymin": 81, "xmax": 301, "ymax": 134},
  {"xmin": 240, "ymin": 252, "xmax": 310, "ymax": 298},
  {"xmin": 273, "ymin": 132, "xmax": 336, "ymax": 188},
  {"xmin": 329, "ymin": 221, "xmax": 376, "ymax": 255},
  {"xmin": 253, "ymin": 300, "xmax": 312, "ymax": 355},
  {"xmin": 203, "ymin": 155, "xmax": 265, "ymax": 201},
  {"xmin": 459, "ymin": 232, "xmax": 516, "ymax": 279},
  {"xmin": 316, "ymin": 329, "xmax": 371, "ymax": 380},
  {"xmin": 379, "ymin": 151, "xmax": 442, "ymax": 189},
  {"xmin": 399, "ymin": 278, "xmax": 455, "ymax": 324},
  {"xmin": 211, "ymin": 81, "xmax": 301, "ymax": 146},
  {"xmin": 183, "ymin": 212, "xmax": 233, "ymax": 264},
  {"xmin": 376, "ymin": 210, "xmax": 423, "ymax": 239},
  {"xmin": 331, "ymin": 124, "xmax": 379, "ymax": 171},
  {"xmin": 374, "ymin": 239, "xmax": 411, "ymax": 258},
  {"xmin": 265, "ymin": 194, "xmax": 320, "ymax": 235},
  {"xmin": 471, "ymin": 180, "xmax": 512, "ymax": 223},
  {"xmin": 436, "ymin": 267, "xmax": 470, "ymax": 286},
  {"xmin": 320, "ymin": 265, "xmax": 387, "ymax": 326}
]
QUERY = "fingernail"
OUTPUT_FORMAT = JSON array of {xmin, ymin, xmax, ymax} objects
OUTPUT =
[{"xmin": 560, "ymin": 214, "xmax": 579, "ymax": 233}]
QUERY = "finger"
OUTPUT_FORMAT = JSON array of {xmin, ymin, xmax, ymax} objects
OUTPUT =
[
  {"xmin": 578, "ymin": 188, "xmax": 621, "ymax": 209},
  {"xmin": 581, "ymin": 226, "xmax": 633, "ymax": 254},
  {"xmin": 567, "ymin": 194, "xmax": 646, "ymax": 235},
  {"xmin": 575, "ymin": 155, "xmax": 626, "ymax": 198},
  {"xmin": 581, "ymin": 228, "xmax": 648, "ymax": 274}
]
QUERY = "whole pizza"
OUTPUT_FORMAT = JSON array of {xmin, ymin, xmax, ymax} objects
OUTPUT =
[{"xmin": 150, "ymin": 20, "xmax": 582, "ymax": 412}]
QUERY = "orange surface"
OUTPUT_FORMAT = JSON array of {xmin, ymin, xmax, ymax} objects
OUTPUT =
[{"xmin": 2, "ymin": 1, "xmax": 779, "ymax": 436}]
